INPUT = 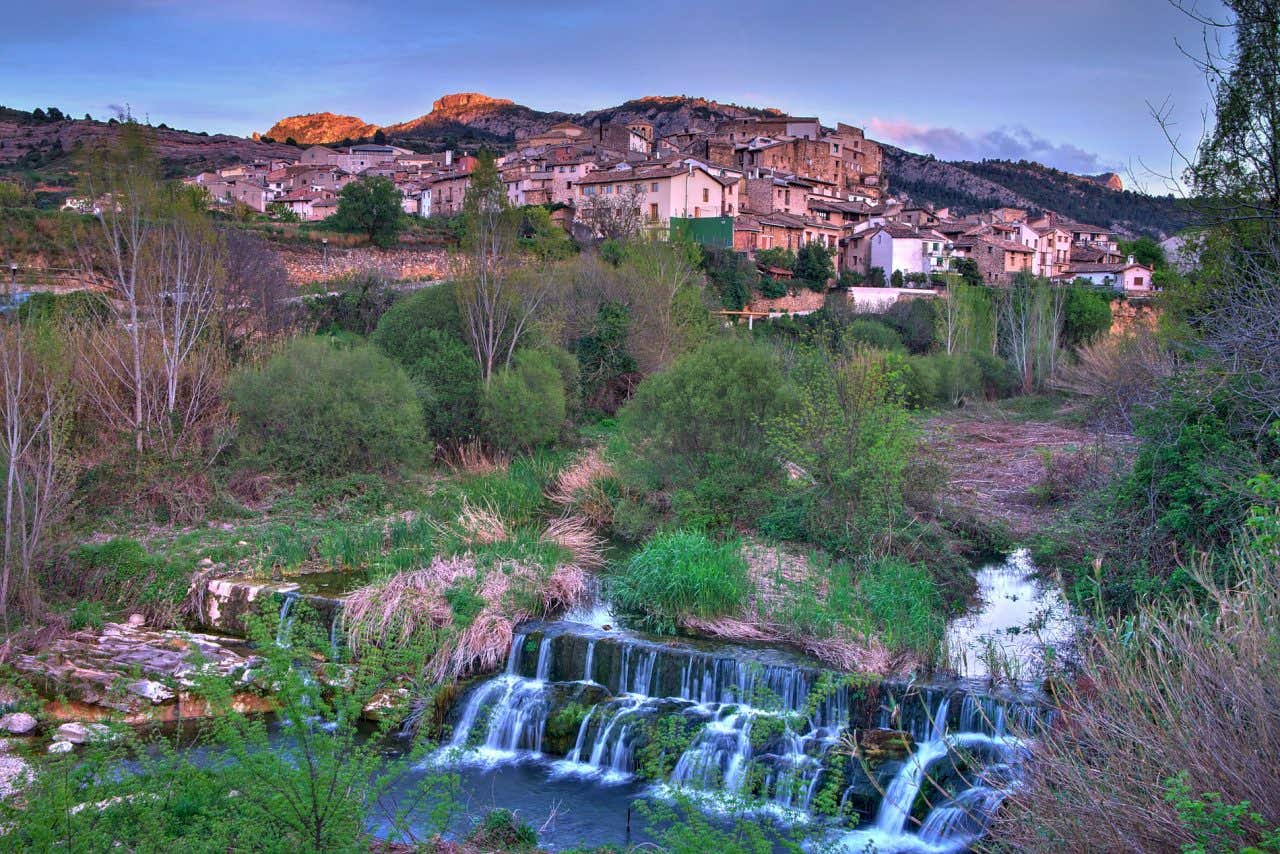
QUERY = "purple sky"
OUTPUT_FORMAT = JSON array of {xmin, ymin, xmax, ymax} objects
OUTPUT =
[{"xmin": 4, "ymin": 0, "xmax": 1228, "ymax": 184}]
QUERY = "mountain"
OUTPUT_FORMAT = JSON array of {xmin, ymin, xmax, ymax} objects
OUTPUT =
[
  {"xmin": 259, "ymin": 112, "xmax": 379, "ymax": 145},
  {"xmin": 262, "ymin": 92, "xmax": 783, "ymax": 148},
  {"xmin": 881, "ymin": 145, "xmax": 1194, "ymax": 238}
]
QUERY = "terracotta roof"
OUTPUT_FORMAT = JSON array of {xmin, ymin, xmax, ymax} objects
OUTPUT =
[{"xmin": 1066, "ymin": 262, "xmax": 1149, "ymax": 274}]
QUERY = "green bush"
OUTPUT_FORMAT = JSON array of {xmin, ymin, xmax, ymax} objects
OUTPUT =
[
  {"xmin": 481, "ymin": 350, "xmax": 567, "ymax": 453},
  {"xmin": 972, "ymin": 351, "xmax": 1018, "ymax": 398},
  {"xmin": 1063, "ymin": 286, "xmax": 1113, "ymax": 346},
  {"xmin": 618, "ymin": 337, "xmax": 792, "ymax": 529},
  {"xmin": 371, "ymin": 283, "xmax": 465, "ymax": 364},
  {"xmin": 883, "ymin": 298, "xmax": 939, "ymax": 353},
  {"xmin": 229, "ymin": 337, "xmax": 423, "ymax": 476},
  {"xmin": 758, "ymin": 276, "xmax": 788, "ymax": 299},
  {"xmin": 844, "ymin": 318, "xmax": 904, "ymax": 352},
  {"xmin": 902, "ymin": 355, "xmax": 941, "ymax": 407},
  {"xmin": 610, "ymin": 530, "xmax": 749, "ymax": 634},
  {"xmin": 408, "ymin": 331, "xmax": 482, "ymax": 443},
  {"xmin": 929, "ymin": 353, "xmax": 982, "ymax": 406}
]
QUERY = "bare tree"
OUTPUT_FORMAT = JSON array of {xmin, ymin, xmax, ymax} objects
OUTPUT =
[
  {"xmin": 221, "ymin": 228, "xmax": 291, "ymax": 340},
  {"xmin": 0, "ymin": 320, "xmax": 70, "ymax": 630},
  {"xmin": 75, "ymin": 124, "xmax": 226, "ymax": 456},
  {"xmin": 454, "ymin": 152, "xmax": 565, "ymax": 382},
  {"xmin": 578, "ymin": 186, "xmax": 647, "ymax": 241}
]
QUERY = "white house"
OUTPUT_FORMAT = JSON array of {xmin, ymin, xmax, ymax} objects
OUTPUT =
[{"xmin": 867, "ymin": 223, "xmax": 949, "ymax": 279}]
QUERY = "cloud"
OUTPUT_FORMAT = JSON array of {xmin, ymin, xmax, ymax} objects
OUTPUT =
[{"xmin": 867, "ymin": 118, "xmax": 1118, "ymax": 175}]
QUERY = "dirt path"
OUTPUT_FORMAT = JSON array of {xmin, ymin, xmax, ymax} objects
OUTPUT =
[{"xmin": 925, "ymin": 404, "xmax": 1132, "ymax": 539}]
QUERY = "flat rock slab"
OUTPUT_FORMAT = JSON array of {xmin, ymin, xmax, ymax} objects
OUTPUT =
[{"xmin": 11, "ymin": 622, "xmax": 263, "ymax": 721}]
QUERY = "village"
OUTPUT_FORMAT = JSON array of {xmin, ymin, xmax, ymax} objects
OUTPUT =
[{"xmin": 173, "ymin": 108, "xmax": 1158, "ymax": 316}]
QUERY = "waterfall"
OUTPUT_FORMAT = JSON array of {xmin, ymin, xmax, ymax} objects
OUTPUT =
[
  {"xmin": 276, "ymin": 592, "xmax": 300, "ymax": 647},
  {"xmin": 439, "ymin": 622, "xmax": 1039, "ymax": 847}
]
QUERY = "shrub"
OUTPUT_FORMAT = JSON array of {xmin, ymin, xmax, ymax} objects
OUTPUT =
[
  {"xmin": 481, "ymin": 350, "xmax": 567, "ymax": 453},
  {"xmin": 467, "ymin": 809, "xmax": 538, "ymax": 851},
  {"xmin": 610, "ymin": 530, "xmax": 749, "ymax": 634},
  {"xmin": 229, "ymin": 337, "xmax": 422, "ymax": 476},
  {"xmin": 994, "ymin": 543, "xmax": 1280, "ymax": 852},
  {"xmin": 618, "ymin": 337, "xmax": 792, "ymax": 529},
  {"xmin": 371, "ymin": 283, "xmax": 465, "ymax": 365},
  {"xmin": 902, "ymin": 355, "xmax": 941, "ymax": 407},
  {"xmin": 844, "ymin": 318, "xmax": 904, "ymax": 352},
  {"xmin": 972, "ymin": 351, "xmax": 1018, "ymax": 398},
  {"xmin": 882, "ymin": 297, "xmax": 939, "ymax": 353},
  {"xmin": 758, "ymin": 276, "xmax": 788, "ymax": 299},
  {"xmin": 890, "ymin": 269, "xmax": 904, "ymax": 288},
  {"xmin": 930, "ymin": 352, "xmax": 982, "ymax": 406},
  {"xmin": 1063, "ymin": 286, "xmax": 1113, "ymax": 346},
  {"xmin": 408, "ymin": 331, "xmax": 482, "ymax": 443}
]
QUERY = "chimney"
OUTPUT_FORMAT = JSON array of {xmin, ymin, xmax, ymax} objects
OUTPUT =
[
  {"xmin": 445, "ymin": 150, "xmax": 453, "ymax": 167},
  {"xmin": 1127, "ymin": 254, "xmax": 1135, "ymax": 265}
]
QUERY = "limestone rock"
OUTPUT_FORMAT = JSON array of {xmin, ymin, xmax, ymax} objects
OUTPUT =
[
  {"xmin": 0, "ymin": 712, "xmax": 37, "ymax": 735},
  {"xmin": 126, "ymin": 613, "xmax": 146, "ymax": 627},
  {"xmin": 47, "ymin": 740, "xmax": 73, "ymax": 754},
  {"xmin": 0, "ymin": 753, "xmax": 31, "ymax": 797}
]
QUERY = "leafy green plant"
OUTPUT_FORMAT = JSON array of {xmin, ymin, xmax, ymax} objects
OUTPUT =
[
  {"xmin": 229, "ymin": 337, "xmax": 423, "ymax": 477},
  {"xmin": 610, "ymin": 530, "xmax": 749, "ymax": 634},
  {"xmin": 482, "ymin": 349, "xmax": 568, "ymax": 453}
]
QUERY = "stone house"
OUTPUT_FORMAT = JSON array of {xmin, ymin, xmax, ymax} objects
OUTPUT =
[{"xmin": 572, "ymin": 161, "xmax": 740, "ymax": 227}]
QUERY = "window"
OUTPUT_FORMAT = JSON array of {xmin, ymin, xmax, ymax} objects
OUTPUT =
[
  {"xmin": 649, "ymin": 203, "xmax": 659, "ymax": 223},
  {"xmin": 702, "ymin": 187, "xmax": 710, "ymax": 203},
  {"xmin": 650, "ymin": 182, "xmax": 658, "ymax": 193}
]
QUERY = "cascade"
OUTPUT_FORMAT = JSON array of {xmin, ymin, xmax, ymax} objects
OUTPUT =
[
  {"xmin": 438, "ymin": 621, "xmax": 1047, "ymax": 851},
  {"xmin": 276, "ymin": 591, "xmax": 300, "ymax": 647}
]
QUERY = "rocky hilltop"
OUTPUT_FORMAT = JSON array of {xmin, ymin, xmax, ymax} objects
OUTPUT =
[
  {"xmin": 262, "ymin": 92, "xmax": 783, "ymax": 146},
  {"xmin": 259, "ymin": 111, "xmax": 380, "ymax": 145}
]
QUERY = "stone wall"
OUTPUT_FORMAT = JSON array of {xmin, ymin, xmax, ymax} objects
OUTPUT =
[{"xmin": 277, "ymin": 243, "xmax": 450, "ymax": 286}]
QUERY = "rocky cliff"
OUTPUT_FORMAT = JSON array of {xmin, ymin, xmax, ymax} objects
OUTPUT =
[
  {"xmin": 259, "ymin": 112, "xmax": 380, "ymax": 145},
  {"xmin": 263, "ymin": 92, "xmax": 783, "ymax": 146}
]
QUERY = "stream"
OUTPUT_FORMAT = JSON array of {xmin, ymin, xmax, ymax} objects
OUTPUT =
[{"xmin": 202, "ymin": 550, "xmax": 1072, "ymax": 851}]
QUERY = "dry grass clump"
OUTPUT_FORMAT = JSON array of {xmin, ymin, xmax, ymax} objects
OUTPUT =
[
  {"xmin": 992, "ymin": 546, "xmax": 1280, "ymax": 851},
  {"xmin": 454, "ymin": 499, "xmax": 510, "ymax": 545},
  {"xmin": 546, "ymin": 448, "xmax": 614, "ymax": 526},
  {"xmin": 444, "ymin": 439, "xmax": 509, "ymax": 475},
  {"xmin": 684, "ymin": 541, "xmax": 907, "ymax": 676},
  {"xmin": 1052, "ymin": 330, "xmax": 1173, "ymax": 428},
  {"xmin": 344, "ymin": 505, "xmax": 600, "ymax": 681}
]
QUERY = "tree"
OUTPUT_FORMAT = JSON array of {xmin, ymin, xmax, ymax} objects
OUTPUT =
[
  {"xmin": 1062, "ymin": 287, "xmax": 1113, "ymax": 346},
  {"xmin": 75, "ymin": 126, "xmax": 226, "ymax": 457},
  {"xmin": 954, "ymin": 257, "xmax": 982, "ymax": 287},
  {"xmin": 794, "ymin": 242, "xmax": 835, "ymax": 290},
  {"xmin": 372, "ymin": 129, "xmax": 387, "ymax": 144},
  {"xmin": 455, "ymin": 152, "xmax": 521, "ymax": 383},
  {"xmin": 890, "ymin": 269, "xmax": 905, "ymax": 288},
  {"xmin": 867, "ymin": 266, "xmax": 886, "ymax": 287},
  {"xmin": 1119, "ymin": 236, "xmax": 1165, "ymax": 269},
  {"xmin": 0, "ymin": 321, "xmax": 70, "ymax": 629},
  {"xmin": 220, "ymin": 229, "xmax": 291, "ymax": 341},
  {"xmin": 578, "ymin": 186, "xmax": 646, "ymax": 240},
  {"xmin": 332, "ymin": 176, "xmax": 403, "ymax": 247}
]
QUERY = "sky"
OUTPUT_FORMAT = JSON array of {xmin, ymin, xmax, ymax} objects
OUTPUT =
[{"xmin": 3, "ymin": 0, "xmax": 1230, "ymax": 185}]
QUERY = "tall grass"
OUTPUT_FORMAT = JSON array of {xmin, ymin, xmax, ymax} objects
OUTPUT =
[
  {"xmin": 609, "ymin": 530, "xmax": 749, "ymax": 635},
  {"xmin": 992, "ymin": 542, "xmax": 1280, "ymax": 851}
]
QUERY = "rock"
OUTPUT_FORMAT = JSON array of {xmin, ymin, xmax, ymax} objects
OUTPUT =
[
  {"xmin": 0, "ymin": 712, "xmax": 37, "ymax": 735},
  {"xmin": 197, "ymin": 557, "xmax": 215, "ymax": 569},
  {"xmin": 0, "ymin": 753, "xmax": 31, "ymax": 797},
  {"xmin": 126, "ymin": 613, "xmax": 146, "ymax": 627},
  {"xmin": 127, "ymin": 680, "xmax": 174, "ymax": 703},
  {"xmin": 55, "ymin": 722, "xmax": 114, "ymax": 745},
  {"xmin": 0, "ymin": 684, "xmax": 21, "ymax": 711},
  {"xmin": 47, "ymin": 740, "xmax": 73, "ymax": 754},
  {"xmin": 857, "ymin": 727, "xmax": 914, "ymax": 764}
]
